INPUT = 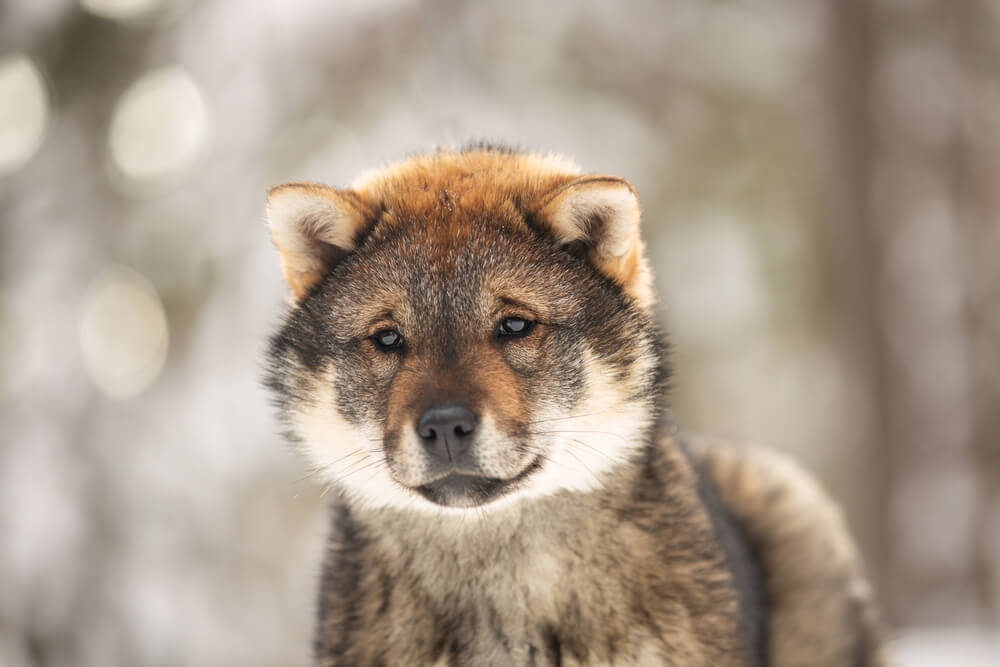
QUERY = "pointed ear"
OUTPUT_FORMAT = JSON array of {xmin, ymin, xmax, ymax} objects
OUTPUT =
[
  {"xmin": 535, "ymin": 176, "xmax": 653, "ymax": 306},
  {"xmin": 265, "ymin": 182, "xmax": 370, "ymax": 301}
]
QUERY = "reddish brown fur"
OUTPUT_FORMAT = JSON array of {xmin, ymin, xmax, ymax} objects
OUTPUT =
[
  {"xmin": 269, "ymin": 150, "xmax": 652, "ymax": 305},
  {"xmin": 353, "ymin": 151, "xmax": 578, "ymax": 233},
  {"xmin": 383, "ymin": 347, "xmax": 529, "ymax": 454}
]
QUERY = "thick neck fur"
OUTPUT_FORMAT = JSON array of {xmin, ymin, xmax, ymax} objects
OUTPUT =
[
  {"xmin": 356, "ymin": 436, "xmax": 688, "ymax": 570},
  {"xmin": 318, "ymin": 430, "xmax": 751, "ymax": 666}
]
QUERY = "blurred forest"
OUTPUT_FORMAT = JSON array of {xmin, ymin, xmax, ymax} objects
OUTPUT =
[{"xmin": 1, "ymin": 0, "xmax": 999, "ymax": 665}]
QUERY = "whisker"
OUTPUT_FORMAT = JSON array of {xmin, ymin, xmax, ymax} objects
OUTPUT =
[
  {"xmin": 328, "ymin": 448, "xmax": 369, "ymax": 467},
  {"xmin": 339, "ymin": 453, "xmax": 375, "ymax": 479},
  {"xmin": 354, "ymin": 461, "xmax": 390, "ymax": 489},
  {"xmin": 344, "ymin": 456, "xmax": 387, "ymax": 479},
  {"xmin": 562, "ymin": 448, "xmax": 601, "ymax": 486},
  {"xmin": 564, "ymin": 438, "xmax": 619, "ymax": 465},
  {"xmin": 297, "ymin": 464, "xmax": 332, "ymax": 483},
  {"xmin": 523, "ymin": 410, "xmax": 613, "ymax": 426},
  {"xmin": 527, "ymin": 429, "xmax": 631, "ymax": 443}
]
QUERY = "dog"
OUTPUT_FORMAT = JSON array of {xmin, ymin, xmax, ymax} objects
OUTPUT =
[{"xmin": 263, "ymin": 144, "xmax": 885, "ymax": 666}]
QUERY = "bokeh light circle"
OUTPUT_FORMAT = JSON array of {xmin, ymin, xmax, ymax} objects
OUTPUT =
[
  {"xmin": 81, "ymin": 0, "xmax": 167, "ymax": 22},
  {"xmin": 108, "ymin": 66, "xmax": 207, "ymax": 188},
  {"xmin": 0, "ymin": 55, "xmax": 49, "ymax": 175},
  {"xmin": 79, "ymin": 265, "xmax": 169, "ymax": 399}
]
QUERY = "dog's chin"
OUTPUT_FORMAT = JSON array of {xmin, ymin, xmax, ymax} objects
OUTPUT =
[{"xmin": 413, "ymin": 457, "xmax": 543, "ymax": 509}]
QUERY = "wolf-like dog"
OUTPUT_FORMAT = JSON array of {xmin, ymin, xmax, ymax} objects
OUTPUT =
[{"xmin": 264, "ymin": 145, "xmax": 885, "ymax": 666}]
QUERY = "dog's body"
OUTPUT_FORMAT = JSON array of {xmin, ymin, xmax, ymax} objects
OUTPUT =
[
  {"xmin": 312, "ymin": 433, "xmax": 764, "ymax": 666},
  {"xmin": 264, "ymin": 146, "xmax": 884, "ymax": 666}
]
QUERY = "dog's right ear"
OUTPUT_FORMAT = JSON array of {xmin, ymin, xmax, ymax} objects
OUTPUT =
[{"xmin": 265, "ymin": 183, "xmax": 370, "ymax": 301}]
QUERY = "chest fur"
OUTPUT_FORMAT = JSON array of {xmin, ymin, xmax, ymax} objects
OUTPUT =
[{"xmin": 314, "ymin": 500, "xmax": 748, "ymax": 667}]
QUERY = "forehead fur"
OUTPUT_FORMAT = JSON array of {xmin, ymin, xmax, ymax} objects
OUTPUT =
[{"xmin": 350, "ymin": 148, "xmax": 583, "ymax": 227}]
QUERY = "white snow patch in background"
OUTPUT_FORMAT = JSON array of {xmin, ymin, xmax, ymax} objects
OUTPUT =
[{"xmin": 895, "ymin": 629, "xmax": 1000, "ymax": 667}]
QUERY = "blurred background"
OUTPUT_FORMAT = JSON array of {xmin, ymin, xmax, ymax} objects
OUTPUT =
[{"xmin": 1, "ymin": 0, "xmax": 998, "ymax": 665}]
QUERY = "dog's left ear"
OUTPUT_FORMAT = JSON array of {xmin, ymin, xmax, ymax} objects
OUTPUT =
[
  {"xmin": 535, "ymin": 176, "xmax": 653, "ymax": 307},
  {"xmin": 265, "ymin": 182, "xmax": 370, "ymax": 301}
]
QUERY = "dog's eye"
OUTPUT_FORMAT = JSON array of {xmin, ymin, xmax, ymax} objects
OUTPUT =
[
  {"xmin": 497, "ymin": 317, "xmax": 534, "ymax": 339},
  {"xmin": 372, "ymin": 329, "xmax": 403, "ymax": 351}
]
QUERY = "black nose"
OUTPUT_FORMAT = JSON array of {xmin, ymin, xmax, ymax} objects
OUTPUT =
[{"xmin": 417, "ymin": 404, "xmax": 477, "ymax": 462}]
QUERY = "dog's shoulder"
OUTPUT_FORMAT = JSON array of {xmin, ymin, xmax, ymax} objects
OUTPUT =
[
  {"xmin": 685, "ymin": 437, "xmax": 768, "ymax": 667},
  {"xmin": 689, "ymin": 437, "xmax": 888, "ymax": 667}
]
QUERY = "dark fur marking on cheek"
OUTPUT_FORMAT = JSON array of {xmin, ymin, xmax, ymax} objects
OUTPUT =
[
  {"xmin": 332, "ymin": 348, "xmax": 388, "ymax": 425},
  {"xmin": 524, "ymin": 333, "xmax": 585, "ymax": 415},
  {"xmin": 266, "ymin": 266, "xmax": 402, "ymax": 433},
  {"xmin": 269, "ymin": 303, "xmax": 330, "ymax": 375}
]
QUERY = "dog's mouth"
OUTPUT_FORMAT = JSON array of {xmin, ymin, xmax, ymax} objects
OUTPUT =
[{"xmin": 415, "ymin": 457, "xmax": 542, "ymax": 508}]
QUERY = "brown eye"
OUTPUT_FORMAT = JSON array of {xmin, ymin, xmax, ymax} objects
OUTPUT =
[
  {"xmin": 497, "ymin": 317, "xmax": 534, "ymax": 339},
  {"xmin": 372, "ymin": 329, "xmax": 403, "ymax": 351}
]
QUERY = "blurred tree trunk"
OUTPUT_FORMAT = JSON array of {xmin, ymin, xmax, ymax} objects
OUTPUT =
[
  {"xmin": 958, "ymin": 0, "xmax": 1000, "ymax": 626},
  {"xmin": 827, "ymin": 0, "xmax": 889, "ymax": 615},
  {"xmin": 841, "ymin": 0, "xmax": 995, "ymax": 627}
]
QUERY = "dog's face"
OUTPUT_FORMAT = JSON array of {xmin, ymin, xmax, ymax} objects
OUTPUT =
[{"xmin": 265, "ymin": 150, "xmax": 665, "ymax": 512}]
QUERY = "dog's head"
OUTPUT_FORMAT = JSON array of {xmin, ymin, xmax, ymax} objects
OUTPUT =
[{"xmin": 265, "ymin": 148, "xmax": 665, "ymax": 512}]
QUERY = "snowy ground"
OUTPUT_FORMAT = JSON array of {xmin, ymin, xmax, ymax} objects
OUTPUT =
[{"xmin": 894, "ymin": 629, "xmax": 1000, "ymax": 667}]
